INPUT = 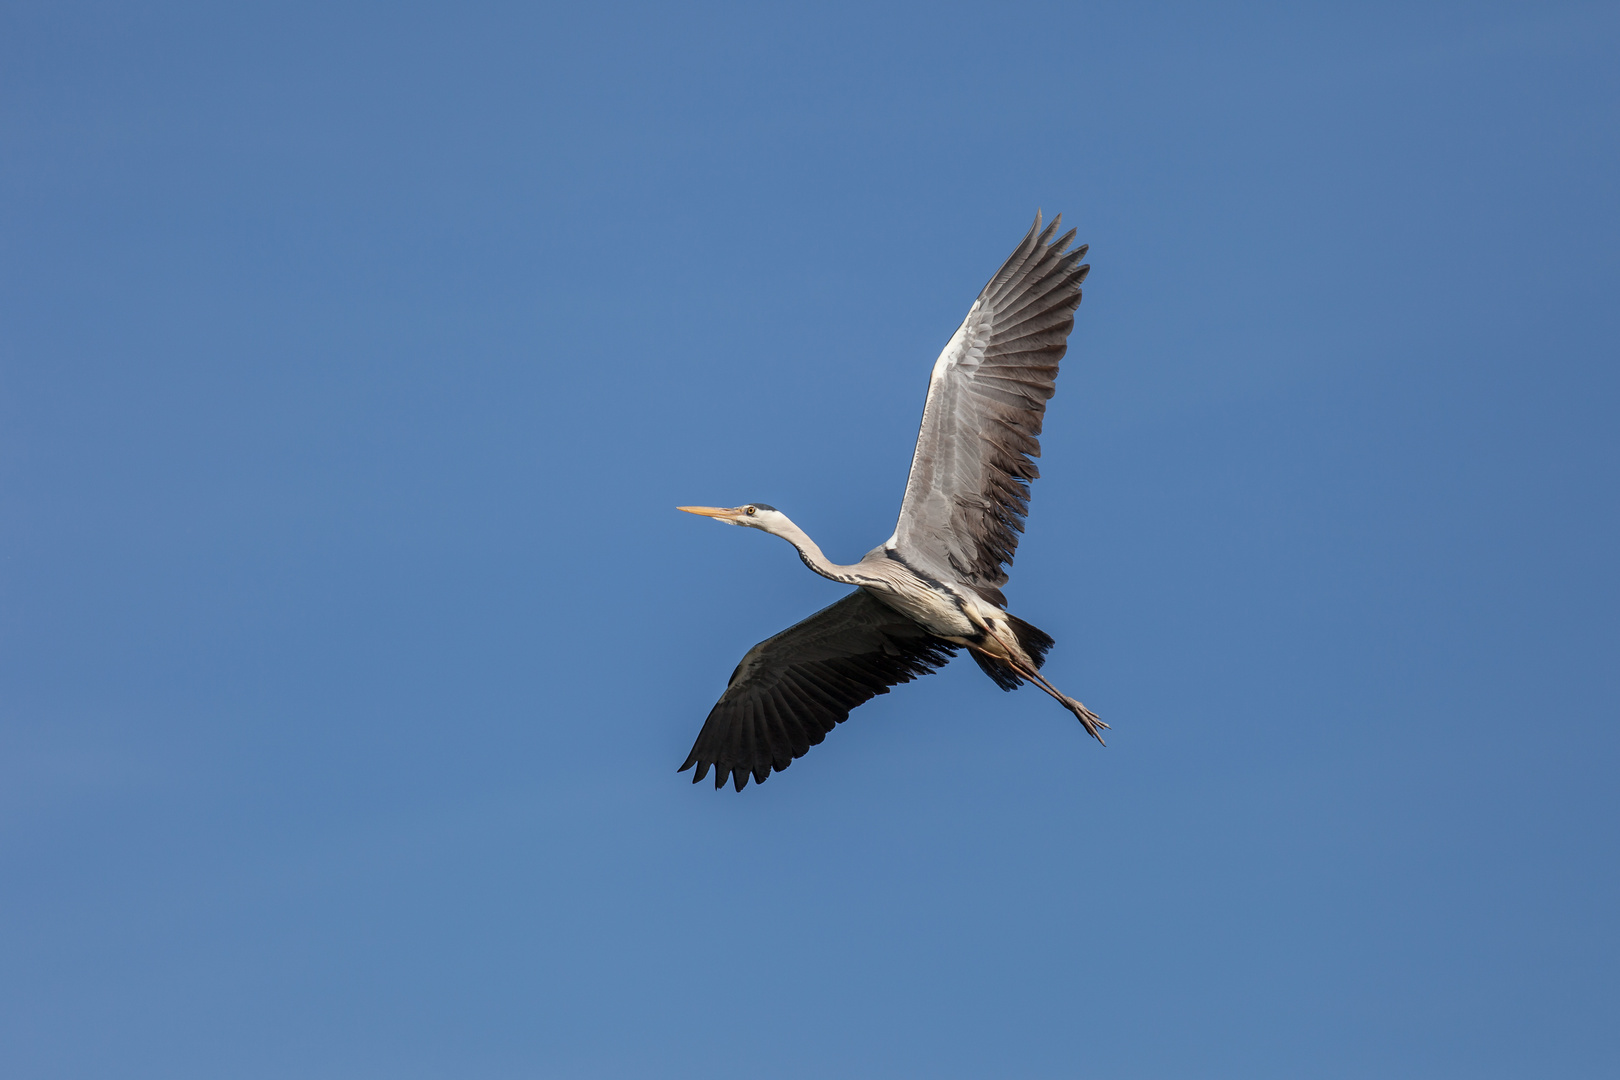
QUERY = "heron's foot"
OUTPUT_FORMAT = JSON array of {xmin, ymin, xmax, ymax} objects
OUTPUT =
[
  {"xmin": 1063, "ymin": 697, "xmax": 1109, "ymax": 745},
  {"xmin": 1008, "ymin": 659, "xmax": 1110, "ymax": 747}
]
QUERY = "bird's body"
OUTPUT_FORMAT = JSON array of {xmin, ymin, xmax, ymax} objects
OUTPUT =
[
  {"xmin": 855, "ymin": 553, "xmax": 985, "ymax": 643},
  {"xmin": 679, "ymin": 213, "xmax": 1103, "ymax": 790}
]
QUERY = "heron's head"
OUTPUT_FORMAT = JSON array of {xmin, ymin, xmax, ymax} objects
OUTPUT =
[{"xmin": 677, "ymin": 503, "xmax": 789, "ymax": 534}]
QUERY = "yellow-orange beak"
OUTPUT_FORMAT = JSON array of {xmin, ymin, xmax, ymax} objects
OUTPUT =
[{"xmin": 677, "ymin": 505, "xmax": 739, "ymax": 519}]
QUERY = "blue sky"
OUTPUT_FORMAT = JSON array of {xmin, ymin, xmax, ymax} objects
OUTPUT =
[{"xmin": 2, "ymin": 2, "xmax": 1617, "ymax": 1077}]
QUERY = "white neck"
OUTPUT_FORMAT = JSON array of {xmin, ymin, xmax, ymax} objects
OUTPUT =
[{"xmin": 766, "ymin": 517, "xmax": 865, "ymax": 584}]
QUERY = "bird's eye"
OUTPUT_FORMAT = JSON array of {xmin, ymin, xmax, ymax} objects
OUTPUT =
[{"xmin": 745, "ymin": 506, "xmax": 757, "ymax": 516}]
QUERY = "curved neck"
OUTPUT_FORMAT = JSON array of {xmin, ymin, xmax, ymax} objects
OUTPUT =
[{"xmin": 769, "ymin": 518, "xmax": 864, "ymax": 584}]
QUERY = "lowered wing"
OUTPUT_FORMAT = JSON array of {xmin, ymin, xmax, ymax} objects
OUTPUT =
[
  {"xmin": 889, "ymin": 212, "xmax": 1089, "ymax": 600},
  {"xmin": 680, "ymin": 590, "xmax": 957, "ymax": 791}
]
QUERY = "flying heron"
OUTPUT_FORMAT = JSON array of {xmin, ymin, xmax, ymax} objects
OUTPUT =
[{"xmin": 679, "ymin": 212, "xmax": 1102, "ymax": 790}]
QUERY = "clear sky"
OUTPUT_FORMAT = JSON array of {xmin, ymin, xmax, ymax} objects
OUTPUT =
[{"xmin": 3, "ymin": 3, "xmax": 1617, "ymax": 1077}]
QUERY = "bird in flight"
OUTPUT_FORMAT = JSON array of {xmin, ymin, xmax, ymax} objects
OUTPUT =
[{"xmin": 679, "ymin": 212, "xmax": 1102, "ymax": 790}]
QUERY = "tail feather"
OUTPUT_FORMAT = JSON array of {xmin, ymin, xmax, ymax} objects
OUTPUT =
[
  {"xmin": 1007, "ymin": 615, "xmax": 1054, "ymax": 669},
  {"xmin": 971, "ymin": 649, "xmax": 1024, "ymax": 691},
  {"xmin": 971, "ymin": 615, "xmax": 1057, "ymax": 692}
]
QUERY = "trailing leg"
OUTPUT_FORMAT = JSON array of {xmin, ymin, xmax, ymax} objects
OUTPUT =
[
  {"xmin": 1022, "ymin": 663, "xmax": 1108, "ymax": 745},
  {"xmin": 968, "ymin": 645, "xmax": 1109, "ymax": 745}
]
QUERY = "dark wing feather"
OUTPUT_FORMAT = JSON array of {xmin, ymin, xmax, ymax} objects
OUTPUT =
[
  {"xmin": 680, "ymin": 590, "xmax": 957, "ymax": 791},
  {"xmin": 890, "ymin": 212, "xmax": 1089, "ymax": 591}
]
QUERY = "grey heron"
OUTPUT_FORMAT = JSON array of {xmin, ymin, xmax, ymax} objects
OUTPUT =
[{"xmin": 679, "ymin": 212, "xmax": 1102, "ymax": 790}]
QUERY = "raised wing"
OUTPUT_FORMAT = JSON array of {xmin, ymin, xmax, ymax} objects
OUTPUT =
[
  {"xmin": 890, "ymin": 212, "xmax": 1089, "ymax": 597},
  {"xmin": 680, "ymin": 590, "xmax": 956, "ymax": 791}
]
